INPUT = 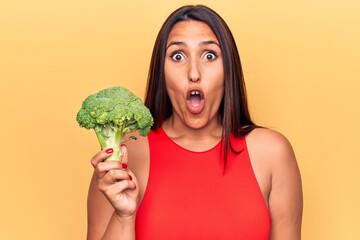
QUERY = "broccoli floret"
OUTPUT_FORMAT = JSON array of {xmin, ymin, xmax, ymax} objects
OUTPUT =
[{"xmin": 76, "ymin": 86, "xmax": 154, "ymax": 161}]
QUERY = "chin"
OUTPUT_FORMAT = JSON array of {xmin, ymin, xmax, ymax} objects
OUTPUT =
[{"xmin": 185, "ymin": 118, "xmax": 208, "ymax": 129}]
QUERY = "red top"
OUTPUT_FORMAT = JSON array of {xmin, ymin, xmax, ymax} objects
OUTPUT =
[{"xmin": 135, "ymin": 128, "xmax": 270, "ymax": 239}]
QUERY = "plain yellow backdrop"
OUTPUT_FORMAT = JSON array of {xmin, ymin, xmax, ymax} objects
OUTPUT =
[{"xmin": 1, "ymin": 0, "xmax": 359, "ymax": 239}]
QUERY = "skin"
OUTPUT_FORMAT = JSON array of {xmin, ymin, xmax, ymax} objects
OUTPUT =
[
  {"xmin": 87, "ymin": 21, "xmax": 303, "ymax": 240},
  {"xmin": 163, "ymin": 20, "xmax": 224, "ymax": 150}
]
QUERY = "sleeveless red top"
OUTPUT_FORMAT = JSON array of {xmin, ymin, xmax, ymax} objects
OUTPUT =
[{"xmin": 135, "ymin": 128, "xmax": 270, "ymax": 239}]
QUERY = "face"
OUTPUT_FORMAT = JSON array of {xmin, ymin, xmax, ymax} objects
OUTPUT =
[{"xmin": 164, "ymin": 20, "xmax": 224, "ymax": 130}]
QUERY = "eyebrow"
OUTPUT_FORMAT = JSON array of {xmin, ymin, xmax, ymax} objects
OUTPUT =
[
  {"xmin": 200, "ymin": 40, "xmax": 220, "ymax": 47},
  {"xmin": 166, "ymin": 41, "xmax": 185, "ymax": 50},
  {"xmin": 166, "ymin": 40, "xmax": 220, "ymax": 50}
]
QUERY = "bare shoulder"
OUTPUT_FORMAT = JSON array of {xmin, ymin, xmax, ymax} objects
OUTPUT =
[
  {"xmin": 247, "ymin": 128, "xmax": 303, "ymax": 239},
  {"xmin": 246, "ymin": 127, "xmax": 294, "ymax": 156},
  {"xmin": 246, "ymin": 127, "xmax": 297, "ymax": 170}
]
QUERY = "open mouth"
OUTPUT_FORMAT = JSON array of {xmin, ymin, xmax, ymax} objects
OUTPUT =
[
  {"xmin": 186, "ymin": 90, "xmax": 205, "ymax": 114},
  {"xmin": 188, "ymin": 90, "xmax": 203, "ymax": 107}
]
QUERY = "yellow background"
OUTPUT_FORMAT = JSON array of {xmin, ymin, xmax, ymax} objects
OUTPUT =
[{"xmin": 1, "ymin": 0, "xmax": 359, "ymax": 239}]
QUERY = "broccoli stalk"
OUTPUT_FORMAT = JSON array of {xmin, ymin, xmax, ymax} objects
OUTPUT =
[
  {"xmin": 93, "ymin": 123, "xmax": 137, "ymax": 161},
  {"xmin": 76, "ymin": 86, "xmax": 154, "ymax": 162}
]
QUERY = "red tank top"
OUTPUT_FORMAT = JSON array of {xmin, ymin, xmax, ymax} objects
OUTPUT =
[{"xmin": 135, "ymin": 128, "xmax": 270, "ymax": 239}]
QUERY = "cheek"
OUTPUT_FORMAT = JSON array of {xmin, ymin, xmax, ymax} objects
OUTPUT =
[
  {"xmin": 211, "ymin": 77, "xmax": 225, "ymax": 106},
  {"xmin": 164, "ymin": 62, "xmax": 178, "ymax": 90},
  {"xmin": 209, "ymin": 63, "xmax": 224, "ymax": 87},
  {"xmin": 214, "ymin": 86, "xmax": 224, "ymax": 104},
  {"xmin": 213, "ymin": 72, "xmax": 225, "ymax": 96},
  {"xmin": 164, "ymin": 77, "xmax": 182, "ymax": 105},
  {"xmin": 165, "ymin": 77, "xmax": 179, "ymax": 97},
  {"xmin": 165, "ymin": 66, "xmax": 186, "ymax": 95}
]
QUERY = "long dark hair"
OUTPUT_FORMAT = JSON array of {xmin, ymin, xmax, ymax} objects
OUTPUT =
[{"xmin": 144, "ymin": 5, "xmax": 259, "ymax": 165}]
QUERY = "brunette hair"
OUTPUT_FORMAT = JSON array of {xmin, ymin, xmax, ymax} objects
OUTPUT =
[{"xmin": 144, "ymin": 5, "xmax": 259, "ymax": 164}]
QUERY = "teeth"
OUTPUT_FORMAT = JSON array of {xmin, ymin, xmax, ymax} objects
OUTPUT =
[{"xmin": 191, "ymin": 90, "xmax": 200, "ymax": 95}]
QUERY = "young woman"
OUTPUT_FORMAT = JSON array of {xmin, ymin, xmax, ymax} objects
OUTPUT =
[{"xmin": 87, "ymin": 5, "xmax": 303, "ymax": 240}]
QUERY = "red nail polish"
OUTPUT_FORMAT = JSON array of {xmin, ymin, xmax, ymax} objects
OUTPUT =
[
  {"xmin": 129, "ymin": 174, "xmax": 133, "ymax": 180},
  {"xmin": 105, "ymin": 148, "xmax": 113, "ymax": 154},
  {"xmin": 122, "ymin": 163, "xmax": 128, "ymax": 169}
]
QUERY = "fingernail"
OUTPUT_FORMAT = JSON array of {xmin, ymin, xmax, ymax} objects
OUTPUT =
[
  {"xmin": 128, "ymin": 174, "xmax": 133, "ymax": 180},
  {"xmin": 105, "ymin": 148, "xmax": 113, "ymax": 154},
  {"xmin": 122, "ymin": 163, "xmax": 128, "ymax": 169}
]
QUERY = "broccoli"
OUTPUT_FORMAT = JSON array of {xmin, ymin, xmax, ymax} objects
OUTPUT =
[{"xmin": 76, "ymin": 86, "xmax": 154, "ymax": 161}]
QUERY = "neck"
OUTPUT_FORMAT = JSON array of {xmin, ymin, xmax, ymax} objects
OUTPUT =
[{"xmin": 162, "ymin": 115, "xmax": 223, "ymax": 152}]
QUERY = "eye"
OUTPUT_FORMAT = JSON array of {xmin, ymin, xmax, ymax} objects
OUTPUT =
[
  {"xmin": 170, "ymin": 52, "xmax": 185, "ymax": 62},
  {"xmin": 203, "ymin": 51, "xmax": 218, "ymax": 61}
]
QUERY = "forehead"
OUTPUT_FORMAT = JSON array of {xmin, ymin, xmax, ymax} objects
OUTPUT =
[{"xmin": 167, "ymin": 20, "xmax": 218, "ymax": 44}]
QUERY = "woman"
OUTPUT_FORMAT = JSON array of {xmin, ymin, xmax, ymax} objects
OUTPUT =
[{"xmin": 87, "ymin": 5, "xmax": 303, "ymax": 240}]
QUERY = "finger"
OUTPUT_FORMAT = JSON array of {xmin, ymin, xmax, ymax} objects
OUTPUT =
[
  {"xmin": 90, "ymin": 148, "xmax": 114, "ymax": 168},
  {"xmin": 102, "ymin": 178, "xmax": 137, "ymax": 198},
  {"xmin": 126, "ymin": 170, "xmax": 139, "ymax": 193},
  {"xmin": 127, "ymin": 171, "xmax": 137, "ymax": 185},
  {"xmin": 120, "ymin": 145, "xmax": 129, "ymax": 167},
  {"xmin": 102, "ymin": 169, "xmax": 132, "ymax": 185},
  {"xmin": 99, "ymin": 171, "xmax": 135, "ymax": 195},
  {"xmin": 96, "ymin": 161, "xmax": 122, "ymax": 179},
  {"xmin": 100, "ymin": 170, "xmax": 137, "ymax": 190}
]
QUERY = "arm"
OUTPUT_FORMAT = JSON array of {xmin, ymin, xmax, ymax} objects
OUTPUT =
[
  {"xmin": 87, "ymin": 172, "xmax": 117, "ymax": 239},
  {"xmin": 247, "ymin": 128, "xmax": 303, "ymax": 239},
  {"xmin": 266, "ymin": 131, "xmax": 303, "ymax": 239},
  {"xmin": 87, "ymin": 146, "xmax": 139, "ymax": 240}
]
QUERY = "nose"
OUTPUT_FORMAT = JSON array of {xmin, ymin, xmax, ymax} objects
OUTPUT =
[{"xmin": 188, "ymin": 59, "xmax": 200, "ymax": 83}]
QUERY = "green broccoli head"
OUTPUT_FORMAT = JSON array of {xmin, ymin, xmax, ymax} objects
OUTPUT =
[{"xmin": 76, "ymin": 86, "xmax": 154, "ymax": 161}]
